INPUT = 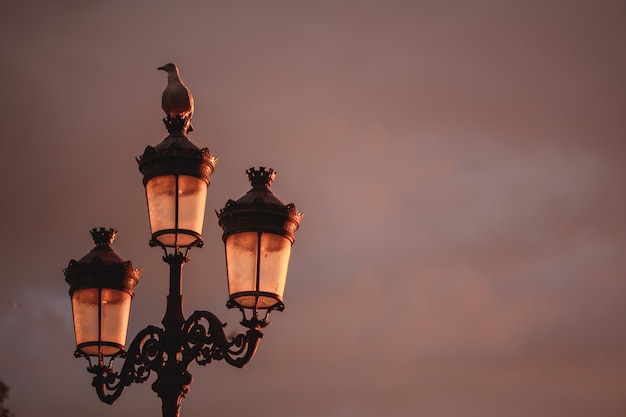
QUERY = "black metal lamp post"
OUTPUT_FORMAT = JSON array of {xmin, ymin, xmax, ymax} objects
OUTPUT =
[{"xmin": 64, "ymin": 106, "xmax": 302, "ymax": 416}]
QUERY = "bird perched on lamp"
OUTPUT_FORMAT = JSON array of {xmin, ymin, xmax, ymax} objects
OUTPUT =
[{"xmin": 158, "ymin": 63, "xmax": 194, "ymax": 133}]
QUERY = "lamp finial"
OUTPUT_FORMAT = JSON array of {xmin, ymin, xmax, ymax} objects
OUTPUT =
[
  {"xmin": 90, "ymin": 228, "xmax": 118, "ymax": 246},
  {"xmin": 246, "ymin": 167, "xmax": 276, "ymax": 190}
]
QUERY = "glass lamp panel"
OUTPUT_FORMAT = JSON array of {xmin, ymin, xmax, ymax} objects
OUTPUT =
[
  {"xmin": 176, "ymin": 175, "xmax": 207, "ymax": 245},
  {"xmin": 72, "ymin": 288, "xmax": 100, "ymax": 355},
  {"xmin": 258, "ymin": 233, "xmax": 292, "ymax": 307},
  {"xmin": 100, "ymin": 289, "xmax": 132, "ymax": 355},
  {"xmin": 225, "ymin": 232, "xmax": 259, "ymax": 308},
  {"xmin": 71, "ymin": 288, "xmax": 131, "ymax": 356},
  {"xmin": 146, "ymin": 175, "xmax": 176, "ymax": 244},
  {"xmin": 145, "ymin": 175, "xmax": 207, "ymax": 247}
]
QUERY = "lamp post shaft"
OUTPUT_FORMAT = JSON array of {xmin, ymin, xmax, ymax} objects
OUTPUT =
[
  {"xmin": 162, "ymin": 253, "xmax": 187, "ymax": 329},
  {"xmin": 154, "ymin": 252, "xmax": 191, "ymax": 417}
]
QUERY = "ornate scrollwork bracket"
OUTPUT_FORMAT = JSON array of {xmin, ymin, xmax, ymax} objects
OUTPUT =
[
  {"xmin": 76, "ymin": 311, "xmax": 263, "ymax": 406},
  {"xmin": 182, "ymin": 310, "xmax": 263, "ymax": 368}
]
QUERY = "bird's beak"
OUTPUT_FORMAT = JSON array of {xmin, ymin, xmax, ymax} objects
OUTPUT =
[{"xmin": 157, "ymin": 66, "xmax": 165, "ymax": 71}]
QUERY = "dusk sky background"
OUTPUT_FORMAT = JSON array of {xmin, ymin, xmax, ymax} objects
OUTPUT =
[{"xmin": 1, "ymin": 1, "xmax": 625, "ymax": 416}]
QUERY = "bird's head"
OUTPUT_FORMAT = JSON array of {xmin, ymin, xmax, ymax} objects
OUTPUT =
[{"xmin": 158, "ymin": 63, "xmax": 178, "ymax": 73}]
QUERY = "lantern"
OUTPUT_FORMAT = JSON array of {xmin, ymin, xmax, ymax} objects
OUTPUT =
[
  {"xmin": 217, "ymin": 167, "xmax": 302, "ymax": 324},
  {"xmin": 64, "ymin": 228, "xmax": 141, "ymax": 357},
  {"xmin": 137, "ymin": 126, "xmax": 217, "ymax": 249}
]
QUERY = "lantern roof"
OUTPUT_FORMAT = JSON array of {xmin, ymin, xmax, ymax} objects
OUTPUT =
[
  {"xmin": 136, "ymin": 132, "xmax": 217, "ymax": 185},
  {"xmin": 64, "ymin": 228, "xmax": 141, "ymax": 296},
  {"xmin": 217, "ymin": 167, "xmax": 303, "ymax": 243},
  {"xmin": 234, "ymin": 167, "xmax": 285, "ymax": 206},
  {"xmin": 76, "ymin": 228, "xmax": 124, "ymax": 265}
]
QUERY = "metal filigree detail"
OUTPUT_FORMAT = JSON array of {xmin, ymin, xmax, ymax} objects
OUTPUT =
[
  {"xmin": 90, "ymin": 227, "xmax": 118, "ymax": 246},
  {"xmin": 246, "ymin": 166, "xmax": 276, "ymax": 189},
  {"xmin": 182, "ymin": 311, "xmax": 263, "ymax": 368},
  {"xmin": 79, "ymin": 326, "xmax": 163, "ymax": 404},
  {"xmin": 78, "ymin": 312, "xmax": 262, "ymax": 405},
  {"xmin": 136, "ymin": 134, "xmax": 217, "ymax": 186},
  {"xmin": 163, "ymin": 115, "xmax": 192, "ymax": 135}
]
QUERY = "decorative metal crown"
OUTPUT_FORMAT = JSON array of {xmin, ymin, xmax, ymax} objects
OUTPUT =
[
  {"xmin": 90, "ymin": 227, "xmax": 117, "ymax": 246},
  {"xmin": 246, "ymin": 167, "xmax": 276, "ymax": 190},
  {"xmin": 163, "ymin": 115, "xmax": 193, "ymax": 135}
]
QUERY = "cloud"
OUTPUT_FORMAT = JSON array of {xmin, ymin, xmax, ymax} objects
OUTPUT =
[{"xmin": 1, "ymin": 1, "xmax": 626, "ymax": 416}]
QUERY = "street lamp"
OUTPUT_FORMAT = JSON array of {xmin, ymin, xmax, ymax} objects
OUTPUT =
[
  {"xmin": 64, "ymin": 228, "xmax": 141, "ymax": 358},
  {"xmin": 217, "ymin": 167, "xmax": 302, "ymax": 328},
  {"xmin": 137, "ymin": 119, "xmax": 216, "ymax": 249},
  {"xmin": 64, "ymin": 75, "xmax": 302, "ymax": 417}
]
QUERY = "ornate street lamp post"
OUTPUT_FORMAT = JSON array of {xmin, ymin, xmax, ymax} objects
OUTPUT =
[{"xmin": 63, "ymin": 66, "xmax": 302, "ymax": 417}]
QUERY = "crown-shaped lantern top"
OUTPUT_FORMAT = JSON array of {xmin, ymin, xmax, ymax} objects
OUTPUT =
[
  {"xmin": 217, "ymin": 167, "xmax": 303, "ymax": 244},
  {"xmin": 247, "ymin": 167, "xmax": 276, "ymax": 190},
  {"xmin": 65, "ymin": 227, "xmax": 141, "ymax": 297},
  {"xmin": 90, "ymin": 227, "xmax": 118, "ymax": 247}
]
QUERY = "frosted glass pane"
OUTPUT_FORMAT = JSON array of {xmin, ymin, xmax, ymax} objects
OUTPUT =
[
  {"xmin": 146, "ymin": 175, "xmax": 176, "ymax": 234},
  {"xmin": 100, "ymin": 289, "xmax": 131, "ymax": 352},
  {"xmin": 71, "ymin": 288, "xmax": 132, "ymax": 356},
  {"xmin": 226, "ymin": 232, "xmax": 258, "ymax": 299},
  {"xmin": 146, "ymin": 175, "xmax": 207, "ymax": 247},
  {"xmin": 72, "ymin": 288, "xmax": 100, "ymax": 350},
  {"xmin": 259, "ymin": 234, "xmax": 291, "ymax": 303},
  {"xmin": 225, "ymin": 232, "xmax": 292, "ymax": 308},
  {"xmin": 177, "ymin": 175, "xmax": 207, "ymax": 236}
]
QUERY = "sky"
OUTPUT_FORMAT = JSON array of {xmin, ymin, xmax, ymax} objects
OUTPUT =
[{"xmin": 1, "ymin": 1, "xmax": 625, "ymax": 416}]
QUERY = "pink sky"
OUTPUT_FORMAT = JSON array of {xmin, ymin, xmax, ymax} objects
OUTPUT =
[{"xmin": 1, "ymin": 1, "xmax": 625, "ymax": 416}]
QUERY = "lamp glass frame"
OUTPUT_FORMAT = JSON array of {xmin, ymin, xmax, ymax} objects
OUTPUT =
[
  {"xmin": 225, "ymin": 231, "xmax": 292, "ymax": 310},
  {"xmin": 145, "ymin": 173, "xmax": 207, "ymax": 248},
  {"xmin": 72, "ymin": 287, "xmax": 132, "ymax": 357}
]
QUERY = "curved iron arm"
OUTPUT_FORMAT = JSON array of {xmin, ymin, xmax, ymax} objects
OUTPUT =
[
  {"xmin": 78, "ymin": 311, "xmax": 263, "ymax": 405},
  {"xmin": 81, "ymin": 325, "xmax": 164, "ymax": 404},
  {"xmin": 182, "ymin": 310, "xmax": 263, "ymax": 369}
]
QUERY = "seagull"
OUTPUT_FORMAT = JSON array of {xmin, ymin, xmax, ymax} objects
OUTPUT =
[{"xmin": 158, "ymin": 63, "xmax": 194, "ymax": 132}]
